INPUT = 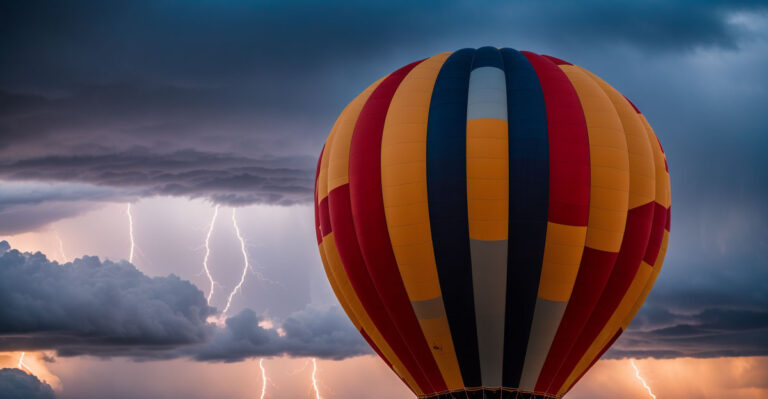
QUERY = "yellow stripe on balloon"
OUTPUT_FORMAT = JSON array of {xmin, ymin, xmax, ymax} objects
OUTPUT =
[
  {"xmin": 320, "ymin": 233, "xmax": 423, "ymax": 395},
  {"xmin": 642, "ymin": 114, "xmax": 671, "ymax": 209},
  {"xmin": 557, "ymin": 230, "xmax": 669, "ymax": 396},
  {"xmin": 537, "ymin": 223, "xmax": 588, "ymax": 302},
  {"xmin": 559, "ymin": 64, "xmax": 630, "ymax": 253},
  {"xmin": 380, "ymin": 52, "xmax": 465, "ymax": 390},
  {"xmin": 318, "ymin": 80, "xmax": 424, "ymax": 395},
  {"xmin": 466, "ymin": 117, "xmax": 509, "ymax": 241},
  {"xmin": 327, "ymin": 76, "xmax": 387, "ymax": 191},
  {"xmin": 519, "ymin": 63, "xmax": 631, "ymax": 391},
  {"xmin": 556, "ymin": 107, "xmax": 670, "ymax": 396},
  {"xmin": 317, "ymin": 242, "xmax": 359, "ymax": 327},
  {"xmin": 579, "ymin": 67, "xmax": 655, "ymax": 209}
]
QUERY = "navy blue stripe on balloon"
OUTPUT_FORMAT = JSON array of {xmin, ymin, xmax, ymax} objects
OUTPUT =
[
  {"xmin": 472, "ymin": 46, "xmax": 505, "ymax": 69},
  {"xmin": 426, "ymin": 47, "xmax": 482, "ymax": 388},
  {"xmin": 499, "ymin": 47, "xmax": 550, "ymax": 387}
]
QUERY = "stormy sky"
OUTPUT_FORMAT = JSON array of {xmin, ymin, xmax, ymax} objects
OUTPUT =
[{"xmin": 1, "ymin": 1, "xmax": 767, "ymax": 398}]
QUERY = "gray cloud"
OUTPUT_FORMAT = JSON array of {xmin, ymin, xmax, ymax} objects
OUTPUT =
[
  {"xmin": 2, "ymin": 239, "xmax": 766, "ymax": 363},
  {"xmin": 0, "ymin": 242, "xmax": 369, "ymax": 361},
  {"xmin": 1, "ymin": 1, "xmax": 766, "ymax": 215},
  {"xmin": 608, "ymin": 307, "xmax": 768, "ymax": 359},
  {"xmin": 514, "ymin": 0, "xmax": 768, "ymax": 52},
  {"xmin": 0, "ymin": 241, "xmax": 216, "ymax": 354},
  {"xmin": 0, "ymin": 146, "xmax": 315, "ymax": 233},
  {"xmin": 0, "ymin": 368, "xmax": 56, "ymax": 399},
  {"xmin": 605, "ymin": 240, "xmax": 768, "ymax": 359},
  {"xmin": 0, "ymin": 148, "xmax": 315, "ymax": 206},
  {"xmin": 192, "ymin": 306, "xmax": 370, "ymax": 362},
  {"xmin": 0, "ymin": 146, "xmax": 315, "ymax": 232}
]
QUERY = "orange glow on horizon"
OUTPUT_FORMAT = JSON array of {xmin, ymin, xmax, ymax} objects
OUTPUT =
[{"xmin": 568, "ymin": 356, "xmax": 768, "ymax": 399}]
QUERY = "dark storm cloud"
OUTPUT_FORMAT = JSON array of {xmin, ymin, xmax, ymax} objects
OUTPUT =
[
  {"xmin": 0, "ymin": 242, "xmax": 369, "ymax": 361},
  {"xmin": 0, "ymin": 369, "xmax": 56, "ymax": 399},
  {"xmin": 0, "ymin": 148, "xmax": 316, "ymax": 206},
  {"xmin": 512, "ymin": 0, "xmax": 768, "ymax": 51},
  {"xmin": 1, "ymin": 0, "xmax": 767, "ymax": 213},
  {"xmin": 607, "ymin": 307, "xmax": 768, "ymax": 359},
  {"xmin": 604, "ymin": 236, "xmax": 768, "ymax": 359}
]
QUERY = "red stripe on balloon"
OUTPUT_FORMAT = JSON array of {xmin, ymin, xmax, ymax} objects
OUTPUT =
[
  {"xmin": 316, "ymin": 148, "xmax": 395, "ymax": 381},
  {"xmin": 522, "ymin": 51, "xmax": 590, "ymax": 226},
  {"xmin": 542, "ymin": 54, "xmax": 572, "ymax": 65},
  {"xmin": 318, "ymin": 197, "xmax": 332, "ymax": 237},
  {"xmin": 544, "ymin": 202, "xmax": 655, "ymax": 393},
  {"xmin": 644, "ymin": 203, "xmax": 668, "ymax": 266},
  {"xmin": 623, "ymin": 96, "xmax": 641, "ymax": 114},
  {"xmin": 534, "ymin": 247, "xmax": 618, "ymax": 392},
  {"xmin": 347, "ymin": 59, "xmax": 449, "ymax": 393},
  {"xmin": 328, "ymin": 183, "xmax": 435, "ymax": 394},
  {"xmin": 314, "ymin": 147, "xmax": 324, "ymax": 245}
]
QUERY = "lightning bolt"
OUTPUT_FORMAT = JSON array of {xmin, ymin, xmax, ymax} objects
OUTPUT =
[
  {"xmin": 126, "ymin": 203, "xmax": 136, "ymax": 264},
  {"xmin": 221, "ymin": 208, "xmax": 249, "ymax": 315},
  {"xmin": 311, "ymin": 358, "xmax": 322, "ymax": 399},
  {"xmin": 17, "ymin": 352, "xmax": 31, "ymax": 373},
  {"xmin": 202, "ymin": 205, "xmax": 220, "ymax": 304},
  {"xmin": 259, "ymin": 358, "xmax": 268, "ymax": 399},
  {"xmin": 630, "ymin": 359, "xmax": 657, "ymax": 399},
  {"xmin": 54, "ymin": 230, "xmax": 67, "ymax": 263}
]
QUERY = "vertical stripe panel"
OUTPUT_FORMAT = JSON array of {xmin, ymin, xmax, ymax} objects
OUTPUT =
[
  {"xmin": 321, "ymin": 233, "xmax": 422, "ymax": 395},
  {"xmin": 315, "ymin": 147, "xmax": 361, "ymax": 332},
  {"xmin": 559, "ymin": 229, "xmax": 669, "ymax": 396},
  {"xmin": 466, "ymin": 46, "xmax": 509, "ymax": 388},
  {"xmin": 543, "ymin": 68, "xmax": 656, "ymax": 393},
  {"xmin": 348, "ymin": 60, "xmax": 450, "ymax": 393},
  {"xmin": 315, "ymin": 147, "xmax": 326, "ymax": 243},
  {"xmin": 517, "ymin": 51, "xmax": 590, "ymax": 391},
  {"xmin": 556, "ymin": 104, "xmax": 671, "ymax": 396},
  {"xmin": 558, "ymin": 63, "xmax": 630, "ymax": 253},
  {"xmin": 498, "ymin": 48, "xmax": 550, "ymax": 388},
  {"xmin": 426, "ymin": 48, "xmax": 483, "ymax": 387},
  {"xmin": 380, "ymin": 53, "xmax": 466, "ymax": 390},
  {"xmin": 534, "ymin": 61, "xmax": 630, "ymax": 392},
  {"xmin": 324, "ymin": 78, "xmax": 431, "ymax": 394}
]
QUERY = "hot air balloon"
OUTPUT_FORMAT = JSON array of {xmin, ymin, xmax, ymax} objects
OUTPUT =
[{"xmin": 313, "ymin": 47, "xmax": 670, "ymax": 399}]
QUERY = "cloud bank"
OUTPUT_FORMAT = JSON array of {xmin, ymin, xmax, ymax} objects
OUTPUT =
[
  {"xmin": 0, "ymin": 242, "xmax": 370, "ymax": 361},
  {"xmin": 0, "ymin": 149, "xmax": 315, "ymax": 206},
  {"xmin": 1, "ymin": 0, "xmax": 766, "ymax": 225},
  {"xmin": 1, "ymin": 241, "xmax": 765, "ymax": 363}
]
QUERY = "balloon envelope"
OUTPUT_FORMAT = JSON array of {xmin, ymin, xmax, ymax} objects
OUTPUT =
[{"xmin": 314, "ymin": 47, "xmax": 670, "ymax": 399}]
